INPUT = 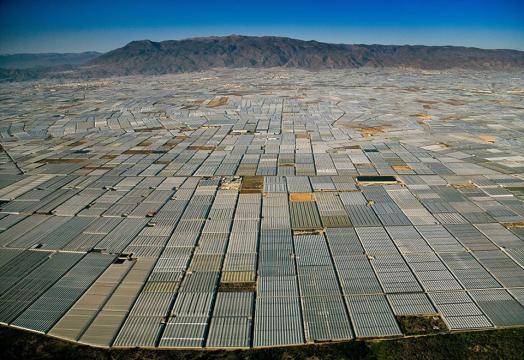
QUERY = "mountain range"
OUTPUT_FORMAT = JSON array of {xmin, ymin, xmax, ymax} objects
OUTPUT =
[{"xmin": 1, "ymin": 35, "xmax": 524, "ymax": 81}]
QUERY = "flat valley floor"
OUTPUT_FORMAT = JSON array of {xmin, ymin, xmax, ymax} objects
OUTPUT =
[{"xmin": 0, "ymin": 68, "xmax": 523, "ymax": 348}]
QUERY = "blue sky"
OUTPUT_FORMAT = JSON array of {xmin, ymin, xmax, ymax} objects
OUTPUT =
[{"xmin": 0, "ymin": 0, "xmax": 523, "ymax": 53}]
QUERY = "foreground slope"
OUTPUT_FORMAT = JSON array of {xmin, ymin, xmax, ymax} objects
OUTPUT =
[{"xmin": 1, "ymin": 325, "xmax": 524, "ymax": 360}]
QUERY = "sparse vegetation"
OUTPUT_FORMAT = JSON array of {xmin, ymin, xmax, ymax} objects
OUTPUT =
[
  {"xmin": 1, "ymin": 326, "xmax": 524, "ymax": 360},
  {"xmin": 396, "ymin": 315, "xmax": 447, "ymax": 336}
]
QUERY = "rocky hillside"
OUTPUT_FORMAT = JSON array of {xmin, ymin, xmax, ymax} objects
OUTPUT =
[
  {"xmin": 87, "ymin": 35, "xmax": 524, "ymax": 75},
  {"xmin": 2, "ymin": 35, "xmax": 523, "ymax": 81}
]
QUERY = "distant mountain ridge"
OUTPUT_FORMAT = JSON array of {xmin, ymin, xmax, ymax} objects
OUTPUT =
[
  {"xmin": 0, "ymin": 52, "xmax": 101, "ymax": 69},
  {"xmin": 1, "ymin": 35, "xmax": 524, "ymax": 81},
  {"xmin": 87, "ymin": 35, "xmax": 524, "ymax": 75}
]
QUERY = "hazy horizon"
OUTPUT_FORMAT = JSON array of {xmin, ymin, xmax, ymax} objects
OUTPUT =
[
  {"xmin": 1, "ymin": 0, "xmax": 523, "ymax": 54},
  {"xmin": 2, "ymin": 31, "xmax": 524, "ymax": 56}
]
